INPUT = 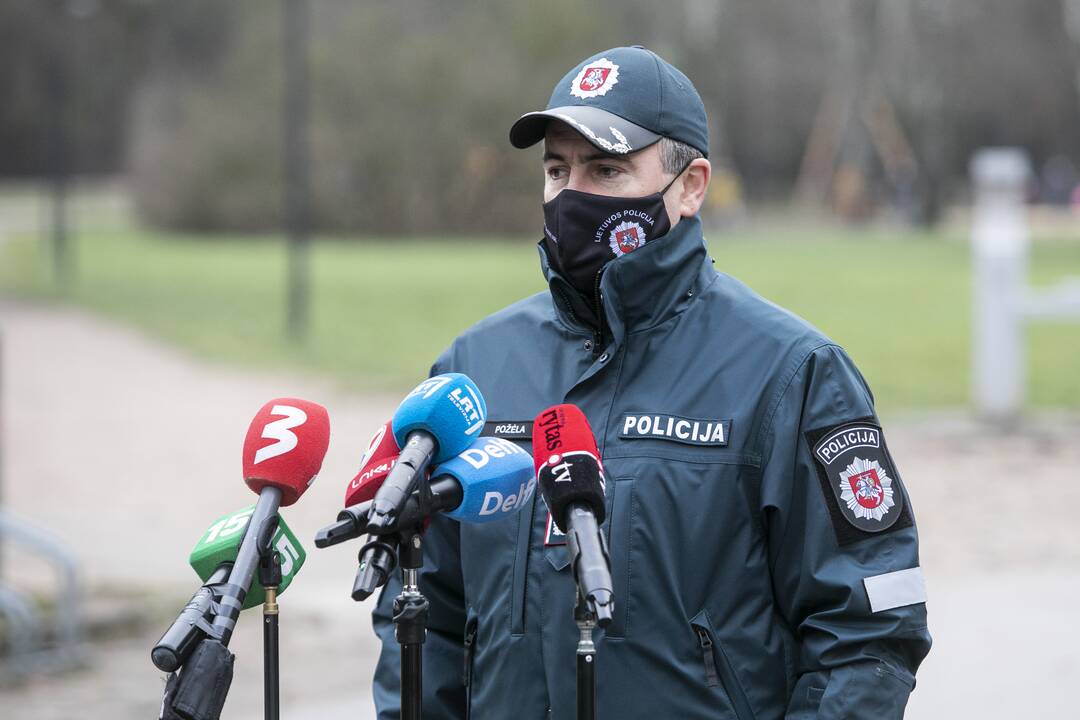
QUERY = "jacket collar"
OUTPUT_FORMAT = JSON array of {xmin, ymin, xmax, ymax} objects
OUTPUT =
[{"xmin": 540, "ymin": 214, "xmax": 713, "ymax": 338}]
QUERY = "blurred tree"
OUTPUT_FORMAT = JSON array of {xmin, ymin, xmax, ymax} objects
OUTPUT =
[
  {"xmin": 6, "ymin": 0, "xmax": 1080, "ymax": 232},
  {"xmin": 0, "ymin": 0, "xmax": 154, "ymax": 176}
]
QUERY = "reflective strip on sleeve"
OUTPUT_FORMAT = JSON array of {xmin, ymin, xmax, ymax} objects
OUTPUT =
[{"xmin": 863, "ymin": 567, "xmax": 927, "ymax": 613}]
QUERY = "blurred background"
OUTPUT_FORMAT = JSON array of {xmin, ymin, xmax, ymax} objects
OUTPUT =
[{"xmin": 0, "ymin": 0, "xmax": 1078, "ymax": 718}]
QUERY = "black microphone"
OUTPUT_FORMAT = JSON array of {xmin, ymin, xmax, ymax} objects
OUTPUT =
[{"xmin": 532, "ymin": 404, "xmax": 613, "ymax": 626}]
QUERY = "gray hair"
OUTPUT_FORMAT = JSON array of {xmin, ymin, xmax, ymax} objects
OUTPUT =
[{"xmin": 657, "ymin": 137, "xmax": 704, "ymax": 176}]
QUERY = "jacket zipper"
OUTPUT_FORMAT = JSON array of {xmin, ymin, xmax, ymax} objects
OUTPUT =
[
  {"xmin": 463, "ymin": 620, "xmax": 477, "ymax": 687},
  {"xmin": 694, "ymin": 626, "xmax": 721, "ymax": 687},
  {"xmin": 591, "ymin": 271, "xmax": 605, "ymax": 357},
  {"xmin": 692, "ymin": 622, "xmax": 756, "ymax": 720},
  {"xmin": 555, "ymin": 286, "xmax": 602, "ymax": 358},
  {"xmin": 463, "ymin": 619, "xmax": 478, "ymax": 719}
]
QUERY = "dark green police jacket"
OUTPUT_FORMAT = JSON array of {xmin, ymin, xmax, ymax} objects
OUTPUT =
[{"xmin": 372, "ymin": 215, "xmax": 931, "ymax": 719}]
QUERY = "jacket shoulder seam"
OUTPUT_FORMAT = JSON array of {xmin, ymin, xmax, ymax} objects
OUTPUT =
[{"xmin": 753, "ymin": 340, "xmax": 837, "ymax": 457}]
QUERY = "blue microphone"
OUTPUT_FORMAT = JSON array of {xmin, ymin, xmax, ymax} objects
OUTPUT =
[
  {"xmin": 436, "ymin": 436, "xmax": 535, "ymax": 523},
  {"xmin": 367, "ymin": 373, "xmax": 487, "ymax": 532}
]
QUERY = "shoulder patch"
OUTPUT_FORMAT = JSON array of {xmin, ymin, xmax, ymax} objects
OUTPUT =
[
  {"xmin": 804, "ymin": 419, "xmax": 912, "ymax": 545},
  {"xmin": 482, "ymin": 420, "xmax": 532, "ymax": 441}
]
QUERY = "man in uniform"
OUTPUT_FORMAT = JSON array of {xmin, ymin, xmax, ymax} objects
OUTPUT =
[{"xmin": 373, "ymin": 46, "xmax": 931, "ymax": 719}]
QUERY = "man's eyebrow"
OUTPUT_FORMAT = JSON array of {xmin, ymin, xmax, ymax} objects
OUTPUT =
[
  {"xmin": 542, "ymin": 150, "xmax": 630, "ymax": 164},
  {"xmin": 582, "ymin": 151, "xmax": 629, "ymax": 164}
]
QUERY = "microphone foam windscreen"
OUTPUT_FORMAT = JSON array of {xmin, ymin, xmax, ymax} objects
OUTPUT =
[
  {"xmin": 189, "ymin": 507, "xmax": 306, "ymax": 610},
  {"xmin": 242, "ymin": 398, "xmax": 330, "ymax": 506},
  {"xmin": 392, "ymin": 373, "xmax": 487, "ymax": 463},
  {"xmin": 345, "ymin": 421, "xmax": 399, "ymax": 507},
  {"xmin": 435, "ymin": 437, "xmax": 536, "ymax": 523},
  {"xmin": 532, "ymin": 404, "xmax": 606, "ymax": 532}
]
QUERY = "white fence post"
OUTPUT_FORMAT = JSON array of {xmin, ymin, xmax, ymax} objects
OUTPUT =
[{"xmin": 971, "ymin": 148, "xmax": 1031, "ymax": 426}]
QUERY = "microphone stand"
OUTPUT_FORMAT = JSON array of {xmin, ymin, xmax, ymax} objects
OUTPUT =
[
  {"xmin": 574, "ymin": 595, "xmax": 597, "ymax": 720},
  {"xmin": 257, "ymin": 530, "xmax": 283, "ymax": 720},
  {"xmin": 392, "ymin": 470, "xmax": 433, "ymax": 720}
]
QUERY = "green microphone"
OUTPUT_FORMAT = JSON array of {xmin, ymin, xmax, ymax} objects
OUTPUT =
[
  {"xmin": 151, "ymin": 507, "xmax": 306, "ymax": 672},
  {"xmin": 189, "ymin": 505, "xmax": 306, "ymax": 610}
]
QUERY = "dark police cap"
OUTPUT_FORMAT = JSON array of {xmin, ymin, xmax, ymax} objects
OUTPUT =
[{"xmin": 509, "ymin": 45, "xmax": 709, "ymax": 158}]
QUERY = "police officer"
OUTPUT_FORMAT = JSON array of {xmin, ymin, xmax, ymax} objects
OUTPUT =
[{"xmin": 373, "ymin": 46, "xmax": 930, "ymax": 720}]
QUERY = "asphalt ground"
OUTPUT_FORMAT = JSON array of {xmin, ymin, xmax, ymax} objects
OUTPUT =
[{"xmin": 0, "ymin": 300, "xmax": 1077, "ymax": 718}]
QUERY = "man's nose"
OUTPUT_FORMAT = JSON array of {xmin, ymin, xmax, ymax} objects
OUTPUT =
[{"xmin": 566, "ymin": 167, "xmax": 594, "ymax": 193}]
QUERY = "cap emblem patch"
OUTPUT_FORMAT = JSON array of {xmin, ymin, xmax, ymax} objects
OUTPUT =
[
  {"xmin": 571, "ymin": 58, "xmax": 620, "ymax": 99},
  {"xmin": 609, "ymin": 220, "xmax": 646, "ymax": 256}
]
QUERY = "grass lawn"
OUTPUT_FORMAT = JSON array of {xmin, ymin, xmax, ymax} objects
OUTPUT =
[{"xmin": 2, "ymin": 205, "xmax": 1080, "ymax": 410}]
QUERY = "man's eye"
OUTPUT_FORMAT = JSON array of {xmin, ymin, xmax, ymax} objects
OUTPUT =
[
  {"xmin": 596, "ymin": 166, "xmax": 621, "ymax": 179},
  {"xmin": 546, "ymin": 167, "xmax": 567, "ymax": 180}
]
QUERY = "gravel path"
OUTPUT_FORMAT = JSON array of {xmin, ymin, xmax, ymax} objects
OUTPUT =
[{"xmin": 0, "ymin": 300, "xmax": 1076, "ymax": 718}]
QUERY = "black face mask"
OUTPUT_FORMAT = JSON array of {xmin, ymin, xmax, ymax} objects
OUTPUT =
[{"xmin": 541, "ymin": 169, "xmax": 684, "ymax": 296}]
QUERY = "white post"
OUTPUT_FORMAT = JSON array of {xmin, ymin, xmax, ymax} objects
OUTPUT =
[{"xmin": 970, "ymin": 148, "xmax": 1031, "ymax": 426}]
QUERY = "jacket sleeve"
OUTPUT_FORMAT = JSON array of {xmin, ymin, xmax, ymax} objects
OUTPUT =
[
  {"xmin": 371, "ymin": 357, "xmax": 469, "ymax": 720},
  {"xmin": 758, "ymin": 344, "xmax": 931, "ymax": 720}
]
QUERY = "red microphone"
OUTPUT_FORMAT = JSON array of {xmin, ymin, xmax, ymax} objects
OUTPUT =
[
  {"xmin": 532, "ymin": 403, "xmax": 613, "ymax": 625},
  {"xmin": 211, "ymin": 397, "xmax": 330, "ymax": 644},
  {"xmin": 345, "ymin": 421, "xmax": 399, "ymax": 507},
  {"xmin": 243, "ymin": 398, "xmax": 331, "ymax": 507},
  {"xmin": 533, "ymin": 404, "xmax": 607, "ymax": 531}
]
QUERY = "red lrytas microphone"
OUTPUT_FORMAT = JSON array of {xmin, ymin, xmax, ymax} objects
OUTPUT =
[
  {"xmin": 532, "ymin": 404, "xmax": 606, "ymax": 532},
  {"xmin": 345, "ymin": 421, "xmax": 400, "ymax": 507},
  {"xmin": 242, "ymin": 398, "xmax": 330, "ymax": 506}
]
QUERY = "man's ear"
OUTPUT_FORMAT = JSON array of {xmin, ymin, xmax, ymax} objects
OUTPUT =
[{"xmin": 678, "ymin": 158, "xmax": 712, "ymax": 218}]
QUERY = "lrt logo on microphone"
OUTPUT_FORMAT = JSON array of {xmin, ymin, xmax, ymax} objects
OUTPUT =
[
  {"xmin": 350, "ymin": 458, "xmax": 395, "ymax": 491},
  {"xmin": 254, "ymin": 405, "xmax": 308, "ymax": 464},
  {"xmin": 407, "ymin": 376, "xmax": 452, "ymax": 400},
  {"xmin": 619, "ymin": 413, "xmax": 731, "ymax": 447},
  {"xmin": 449, "ymin": 386, "xmax": 485, "ymax": 435}
]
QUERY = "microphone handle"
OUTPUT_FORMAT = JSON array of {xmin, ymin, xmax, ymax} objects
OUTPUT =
[
  {"xmin": 368, "ymin": 431, "xmax": 437, "ymax": 530},
  {"xmin": 566, "ymin": 503, "xmax": 615, "ymax": 626},
  {"xmin": 151, "ymin": 563, "xmax": 232, "ymax": 672},
  {"xmin": 350, "ymin": 476, "xmax": 465, "ymax": 600},
  {"xmin": 210, "ymin": 487, "xmax": 283, "ymax": 645}
]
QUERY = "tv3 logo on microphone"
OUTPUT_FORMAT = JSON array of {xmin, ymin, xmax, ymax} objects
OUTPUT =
[
  {"xmin": 254, "ymin": 404, "xmax": 308, "ymax": 464},
  {"xmin": 199, "ymin": 507, "xmax": 303, "ymax": 576}
]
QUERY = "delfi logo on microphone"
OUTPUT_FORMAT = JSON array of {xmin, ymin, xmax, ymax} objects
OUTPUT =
[
  {"xmin": 459, "ymin": 437, "xmax": 527, "ymax": 468},
  {"xmin": 461, "ymin": 438, "xmax": 535, "ymax": 516},
  {"xmin": 479, "ymin": 479, "xmax": 535, "ymax": 516}
]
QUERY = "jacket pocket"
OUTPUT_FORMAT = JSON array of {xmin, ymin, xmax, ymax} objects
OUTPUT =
[
  {"xmin": 690, "ymin": 610, "xmax": 756, "ymax": 720},
  {"xmin": 603, "ymin": 476, "xmax": 634, "ymax": 638},
  {"xmin": 463, "ymin": 617, "xmax": 478, "ymax": 720}
]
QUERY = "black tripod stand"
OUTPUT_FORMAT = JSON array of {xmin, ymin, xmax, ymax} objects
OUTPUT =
[
  {"xmin": 393, "ymin": 527, "xmax": 429, "ymax": 720},
  {"xmin": 257, "ymin": 534, "xmax": 283, "ymax": 720},
  {"xmin": 575, "ymin": 596, "xmax": 598, "ymax": 720}
]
